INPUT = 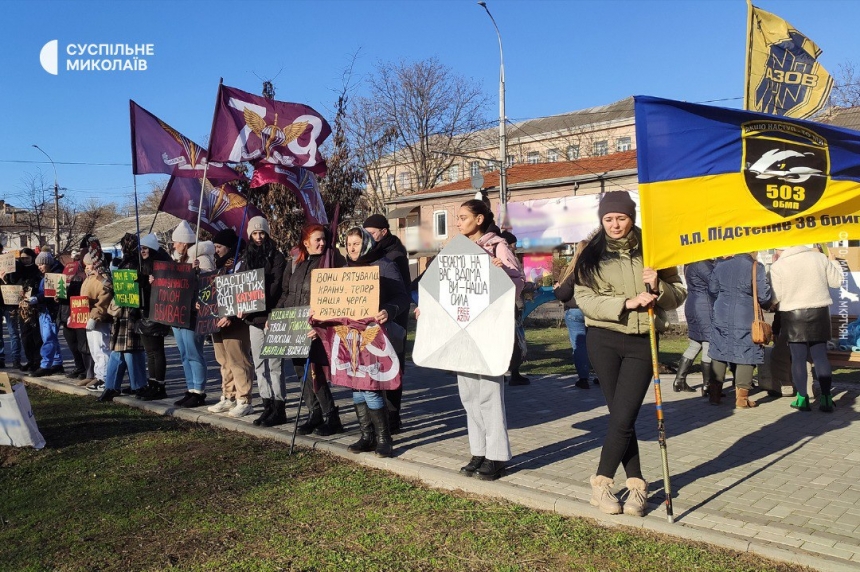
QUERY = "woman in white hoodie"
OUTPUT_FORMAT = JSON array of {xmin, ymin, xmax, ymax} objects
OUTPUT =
[
  {"xmin": 170, "ymin": 221, "xmax": 214, "ymax": 408},
  {"xmin": 770, "ymin": 244, "xmax": 843, "ymax": 412}
]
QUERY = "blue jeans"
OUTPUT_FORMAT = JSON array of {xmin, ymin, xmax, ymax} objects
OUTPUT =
[
  {"xmin": 104, "ymin": 350, "xmax": 147, "ymax": 391},
  {"xmin": 173, "ymin": 327, "xmax": 207, "ymax": 392},
  {"xmin": 353, "ymin": 390, "xmax": 386, "ymax": 410},
  {"xmin": 38, "ymin": 312, "xmax": 62, "ymax": 368},
  {"xmin": 564, "ymin": 308, "xmax": 591, "ymax": 381},
  {"xmin": 3, "ymin": 306, "xmax": 21, "ymax": 363}
]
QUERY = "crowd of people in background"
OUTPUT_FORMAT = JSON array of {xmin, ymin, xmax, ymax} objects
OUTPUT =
[{"xmin": 0, "ymin": 192, "xmax": 844, "ymax": 517}]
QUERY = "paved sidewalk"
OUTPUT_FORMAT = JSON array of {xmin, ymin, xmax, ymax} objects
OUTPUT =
[{"xmin": 19, "ymin": 339, "xmax": 860, "ymax": 571}]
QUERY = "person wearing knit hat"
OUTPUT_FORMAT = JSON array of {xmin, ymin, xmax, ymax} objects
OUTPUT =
[
  {"xmin": 246, "ymin": 216, "xmax": 270, "ymax": 238},
  {"xmin": 212, "ymin": 228, "xmax": 239, "ymax": 250},
  {"xmin": 362, "ymin": 213, "xmax": 411, "ymax": 433},
  {"xmin": 169, "ymin": 220, "xmax": 210, "ymax": 408},
  {"xmin": 573, "ymin": 189, "xmax": 686, "ymax": 518},
  {"xmin": 30, "ymin": 249, "xmax": 65, "ymax": 377},
  {"xmin": 80, "ymin": 248, "xmax": 114, "ymax": 391},
  {"xmin": 134, "ymin": 232, "xmax": 172, "ymax": 401},
  {"xmin": 597, "ymin": 190, "xmax": 637, "ymax": 221},
  {"xmin": 139, "ymin": 233, "xmax": 160, "ymax": 253},
  {"xmin": 237, "ymin": 215, "xmax": 288, "ymax": 425},
  {"xmin": 207, "ymin": 227, "xmax": 255, "ymax": 419},
  {"xmin": 12, "ymin": 247, "xmax": 42, "ymax": 373}
]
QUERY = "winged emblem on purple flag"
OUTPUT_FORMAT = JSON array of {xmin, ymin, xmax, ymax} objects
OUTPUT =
[{"xmin": 243, "ymin": 109, "xmax": 309, "ymax": 161}]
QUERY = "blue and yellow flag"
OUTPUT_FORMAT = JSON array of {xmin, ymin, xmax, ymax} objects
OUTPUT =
[
  {"xmin": 636, "ymin": 96, "xmax": 860, "ymax": 270},
  {"xmin": 745, "ymin": 4, "xmax": 833, "ymax": 119}
]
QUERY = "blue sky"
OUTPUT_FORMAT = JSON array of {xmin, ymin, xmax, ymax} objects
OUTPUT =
[{"xmin": 1, "ymin": 0, "xmax": 857, "ymax": 211}]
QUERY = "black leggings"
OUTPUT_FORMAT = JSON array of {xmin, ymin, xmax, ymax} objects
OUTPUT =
[
  {"xmin": 586, "ymin": 328, "xmax": 652, "ymax": 481},
  {"xmin": 140, "ymin": 334, "xmax": 166, "ymax": 382},
  {"xmin": 789, "ymin": 341, "xmax": 832, "ymax": 396}
]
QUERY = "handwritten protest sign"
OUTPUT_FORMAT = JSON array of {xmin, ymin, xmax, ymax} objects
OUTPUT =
[
  {"xmin": 149, "ymin": 261, "xmax": 195, "ymax": 329},
  {"xmin": 112, "ymin": 269, "xmax": 140, "ymax": 308},
  {"xmin": 0, "ymin": 253, "xmax": 15, "ymax": 275},
  {"xmin": 310, "ymin": 267, "xmax": 379, "ymax": 320},
  {"xmin": 412, "ymin": 234, "xmax": 515, "ymax": 377},
  {"xmin": 437, "ymin": 253, "xmax": 491, "ymax": 327},
  {"xmin": 69, "ymin": 295, "xmax": 90, "ymax": 329},
  {"xmin": 195, "ymin": 273, "xmax": 219, "ymax": 336},
  {"xmin": 215, "ymin": 268, "xmax": 265, "ymax": 317},
  {"xmin": 1, "ymin": 285, "xmax": 24, "ymax": 306},
  {"xmin": 260, "ymin": 306, "xmax": 312, "ymax": 358},
  {"xmin": 44, "ymin": 273, "xmax": 66, "ymax": 298}
]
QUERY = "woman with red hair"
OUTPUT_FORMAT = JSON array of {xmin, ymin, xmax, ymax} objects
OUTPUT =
[{"xmin": 276, "ymin": 224, "xmax": 344, "ymax": 436}]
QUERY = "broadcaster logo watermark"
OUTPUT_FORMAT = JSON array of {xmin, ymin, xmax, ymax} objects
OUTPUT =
[{"xmin": 40, "ymin": 40, "xmax": 153, "ymax": 75}]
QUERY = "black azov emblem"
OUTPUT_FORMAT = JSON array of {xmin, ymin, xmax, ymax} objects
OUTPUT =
[{"xmin": 742, "ymin": 121, "xmax": 828, "ymax": 217}]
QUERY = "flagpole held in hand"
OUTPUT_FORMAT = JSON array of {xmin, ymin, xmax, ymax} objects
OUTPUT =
[
  {"xmin": 646, "ymin": 283, "xmax": 674, "ymax": 523},
  {"xmin": 289, "ymin": 359, "xmax": 312, "ymax": 456}
]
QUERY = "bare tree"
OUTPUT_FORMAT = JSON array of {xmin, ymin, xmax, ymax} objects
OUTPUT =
[
  {"xmin": 138, "ymin": 180, "xmax": 167, "ymax": 214},
  {"xmin": 349, "ymin": 57, "xmax": 491, "ymax": 213},
  {"xmin": 832, "ymin": 61, "xmax": 860, "ymax": 108}
]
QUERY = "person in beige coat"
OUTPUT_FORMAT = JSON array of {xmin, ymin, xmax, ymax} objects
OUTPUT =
[
  {"xmin": 80, "ymin": 252, "xmax": 113, "ymax": 391},
  {"xmin": 573, "ymin": 191, "xmax": 686, "ymax": 517},
  {"xmin": 770, "ymin": 245, "xmax": 843, "ymax": 412}
]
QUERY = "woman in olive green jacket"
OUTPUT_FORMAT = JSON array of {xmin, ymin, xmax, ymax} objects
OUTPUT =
[{"xmin": 573, "ymin": 191, "xmax": 686, "ymax": 517}]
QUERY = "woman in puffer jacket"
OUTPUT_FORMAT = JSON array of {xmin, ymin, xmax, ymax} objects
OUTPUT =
[{"xmin": 573, "ymin": 191, "xmax": 686, "ymax": 518}]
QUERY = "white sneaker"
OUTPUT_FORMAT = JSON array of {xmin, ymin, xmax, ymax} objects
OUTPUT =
[
  {"xmin": 208, "ymin": 397, "xmax": 234, "ymax": 413},
  {"xmin": 228, "ymin": 400, "xmax": 255, "ymax": 418}
]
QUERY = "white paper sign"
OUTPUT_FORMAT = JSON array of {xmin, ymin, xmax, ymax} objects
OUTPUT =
[{"xmin": 437, "ymin": 253, "xmax": 490, "ymax": 328}]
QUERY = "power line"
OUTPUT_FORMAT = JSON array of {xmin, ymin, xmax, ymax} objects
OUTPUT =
[{"xmin": 0, "ymin": 159, "xmax": 131, "ymax": 167}]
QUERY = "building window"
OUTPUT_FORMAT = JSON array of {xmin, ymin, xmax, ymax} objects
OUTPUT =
[
  {"xmin": 399, "ymin": 172, "xmax": 410, "ymax": 190},
  {"xmin": 527, "ymin": 151, "xmax": 540, "ymax": 164},
  {"xmin": 593, "ymin": 140, "xmax": 608, "ymax": 156},
  {"xmin": 470, "ymin": 161, "xmax": 480, "ymax": 177},
  {"xmin": 485, "ymin": 160, "xmax": 496, "ymax": 172},
  {"xmin": 387, "ymin": 174, "xmax": 395, "ymax": 191},
  {"xmin": 435, "ymin": 171, "xmax": 444, "ymax": 185},
  {"xmin": 547, "ymin": 148, "xmax": 558, "ymax": 162},
  {"xmin": 616, "ymin": 137, "xmax": 631, "ymax": 152},
  {"xmin": 449, "ymin": 164, "xmax": 459, "ymax": 181},
  {"xmin": 566, "ymin": 145, "xmax": 580, "ymax": 160},
  {"xmin": 434, "ymin": 210, "xmax": 448, "ymax": 239},
  {"xmin": 506, "ymin": 154, "xmax": 516, "ymax": 167}
]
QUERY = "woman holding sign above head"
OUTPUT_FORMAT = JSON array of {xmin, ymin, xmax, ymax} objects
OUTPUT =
[
  {"xmin": 416, "ymin": 199, "xmax": 524, "ymax": 481},
  {"xmin": 573, "ymin": 191, "xmax": 686, "ymax": 517},
  {"xmin": 236, "ymin": 216, "xmax": 288, "ymax": 426},
  {"xmin": 335, "ymin": 227, "xmax": 410, "ymax": 457},
  {"xmin": 207, "ymin": 229, "xmax": 255, "ymax": 419},
  {"xmin": 276, "ymin": 223, "xmax": 343, "ymax": 435},
  {"xmin": 169, "ymin": 220, "xmax": 213, "ymax": 408}
]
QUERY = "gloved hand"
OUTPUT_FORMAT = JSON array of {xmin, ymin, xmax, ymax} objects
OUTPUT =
[
  {"xmin": 86, "ymin": 318, "xmax": 97, "ymax": 331},
  {"xmin": 28, "ymin": 296, "xmax": 37, "ymax": 305}
]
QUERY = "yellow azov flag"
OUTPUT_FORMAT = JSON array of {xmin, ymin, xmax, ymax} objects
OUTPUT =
[{"xmin": 745, "ymin": 4, "xmax": 833, "ymax": 120}]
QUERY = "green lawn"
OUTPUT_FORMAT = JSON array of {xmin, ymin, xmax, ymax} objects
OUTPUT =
[{"xmin": 0, "ymin": 387, "xmax": 811, "ymax": 572}]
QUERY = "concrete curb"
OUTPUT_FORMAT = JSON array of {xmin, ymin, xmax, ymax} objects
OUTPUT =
[{"xmin": 20, "ymin": 374, "xmax": 860, "ymax": 572}]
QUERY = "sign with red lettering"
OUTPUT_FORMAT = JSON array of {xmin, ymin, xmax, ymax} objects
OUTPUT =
[
  {"xmin": 195, "ymin": 272, "xmax": 219, "ymax": 336},
  {"xmin": 69, "ymin": 295, "xmax": 90, "ymax": 329},
  {"xmin": 215, "ymin": 268, "xmax": 266, "ymax": 317},
  {"xmin": 148, "ymin": 260, "xmax": 196, "ymax": 329}
]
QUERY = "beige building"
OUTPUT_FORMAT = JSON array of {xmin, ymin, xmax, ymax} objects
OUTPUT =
[{"xmin": 369, "ymin": 97, "xmax": 636, "ymax": 210}]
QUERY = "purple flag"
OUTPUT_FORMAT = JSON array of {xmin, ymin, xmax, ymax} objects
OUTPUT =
[
  {"xmin": 159, "ymin": 176, "xmax": 264, "ymax": 235},
  {"xmin": 208, "ymin": 85, "xmax": 331, "ymax": 176},
  {"xmin": 130, "ymin": 100, "xmax": 242, "ymax": 184},
  {"xmin": 250, "ymin": 163, "xmax": 328, "ymax": 225}
]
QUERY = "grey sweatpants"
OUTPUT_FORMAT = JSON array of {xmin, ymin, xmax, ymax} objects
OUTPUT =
[
  {"xmin": 457, "ymin": 373, "xmax": 511, "ymax": 462},
  {"xmin": 249, "ymin": 325, "xmax": 285, "ymax": 400}
]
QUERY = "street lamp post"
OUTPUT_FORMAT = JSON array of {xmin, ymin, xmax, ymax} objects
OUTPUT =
[
  {"xmin": 478, "ymin": 1, "xmax": 508, "ymax": 229},
  {"xmin": 32, "ymin": 144, "xmax": 62, "ymax": 251}
]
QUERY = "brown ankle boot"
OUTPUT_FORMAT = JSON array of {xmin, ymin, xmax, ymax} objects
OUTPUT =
[
  {"xmin": 589, "ymin": 475, "xmax": 622, "ymax": 514},
  {"xmin": 708, "ymin": 382, "xmax": 722, "ymax": 405},
  {"xmin": 735, "ymin": 387, "xmax": 758, "ymax": 408}
]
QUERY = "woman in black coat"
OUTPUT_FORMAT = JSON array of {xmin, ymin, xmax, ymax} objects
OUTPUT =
[{"xmin": 276, "ymin": 223, "xmax": 343, "ymax": 436}]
